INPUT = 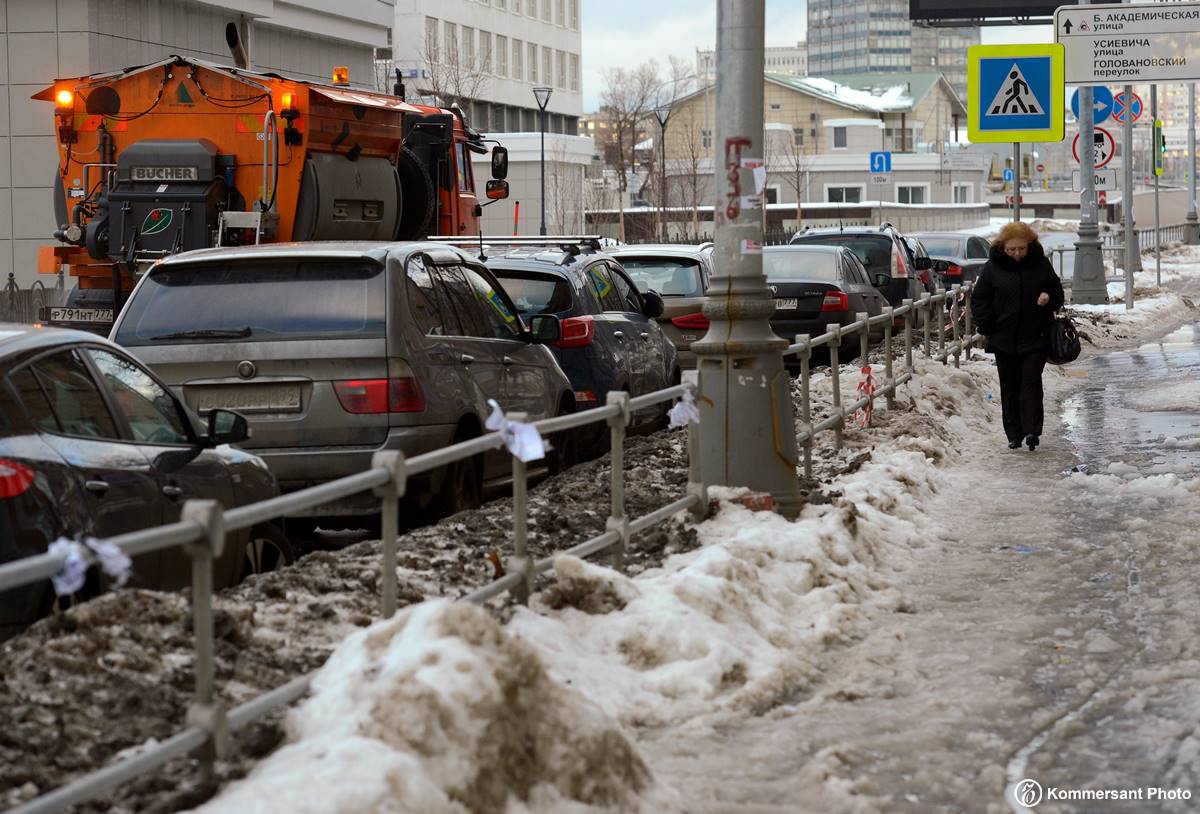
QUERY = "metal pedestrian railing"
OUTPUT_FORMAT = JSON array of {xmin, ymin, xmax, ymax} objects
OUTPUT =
[
  {"xmin": 1, "ymin": 274, "xmax": 65, "ymax": 325},
  {"xmin": 0, "ymin": 285, "xmax": 980, "ymax": 814}
]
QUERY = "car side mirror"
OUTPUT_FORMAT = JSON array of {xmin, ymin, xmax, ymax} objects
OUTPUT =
[
  {"xmin": 491, "ymin": 146, "xmax": 509, "ymax": 180},
  {"xmin": 913, "ymin": 256, "xmax": 933, "ymax": 271},
  {"xmin": 932, "ymin": 259, "xmax": 950, "ymax": 273},
  {"xmin": 485, "ymin": 179, "xmax": 510, "ymax": 201},
  {"xmin": 641, "ymin": 289, "xmax": 665, "ymax": 319},
  {"xmin": 528, "ymin": 314, "xmax": 561, "ymax": 344},
  {"xmin": 873, "ymin": 272, "xmax": 893, "ymax": 288},
  {"xmin": 206, "ymin": 408, "xmax": 250, "ymax": 446}
]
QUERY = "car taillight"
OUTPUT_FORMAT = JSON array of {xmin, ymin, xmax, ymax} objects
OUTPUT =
[
  {"xmin": 821, "ymin": 292, "xmax": 849, "ymax": 312},
  {"xmin": 944, "ymin": 264, "xmax": 963, "ymax": 277},
  {"xmin": 554, "ymin": 315, "xmax": 595, "ymax": 348},
  {"xmin": 670, "ymin": 312, "xmax": 710, "ymax": 330},
  {"xmin": 0, "ymin": 459, "xmax": 34, "ymax": 499},
  {"xmin": 333, "ymin": 360, "xmax": 425, "ymax": 414},
  {"xmin": 574, "ymin": 390, "xmax": 598, "ymax": 404},
  {"xmin": 892, "ymin": 249, "xmax": 908, "ymax": 278}
]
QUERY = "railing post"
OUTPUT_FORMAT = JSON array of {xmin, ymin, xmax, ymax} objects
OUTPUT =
[
  {"xmin": 828, "ymin": 322, "xmax": 843, "ymax": 450},
  {"xmin": 856, "ymin": 312, "xmax": 869, "ymax": 367},
  {"xmin": 949, "ymin": 285, "xmax": 962, "ymax": 369},
  {"xmin": 795, "ymin": 335, "xmax": 814, "ymax": 478},
  {"xmin": 921, "ymin": 293, "xmax": 932, "ymax": 359},
  {"xmin": 371, "ymin": 451, "xmax": 407, "ymax": 618},
  {"xmin": 964, "ymin": 283, "xmax": 974, "ymax": 362},
  {"xmin": 682, "ymin": 371, "xmax": 709, "ymax": 522},
  {"xmin": 605, "ymin": 391, "xmax": 632, "ymax": 572},
  {"xmin": 508, "ymin": 412, "xmax": 534, "ymax": 605},
  {"xmin": 882, "ymin": 307, "xmax": 896, "ymax": 410},
  {"xmin": 902, "ymin": 297, "xmax": 914, "ymax": 373},
  {"xmin": 181, "ymin": 499, "xmax": 230, "ymax": 787}
]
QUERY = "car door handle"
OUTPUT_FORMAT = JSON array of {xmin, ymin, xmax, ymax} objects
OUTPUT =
[
  {"xmin": 84, "ymin": 479, "xmax": 110, "ymax": 496},
  {"xmin": 459, "ymin": 354, "xmax": 475, "ymax": 365},
  {"xmin": 613, "ymin": 330, "xmax": 625, "ymax": 339},
  {"xmin": 502, "ymin": 355, "xmax": 515, "ymax": 366},
  {"xmin": 161, "ymin": 485, "xmax": 183, "ymax": 499}
]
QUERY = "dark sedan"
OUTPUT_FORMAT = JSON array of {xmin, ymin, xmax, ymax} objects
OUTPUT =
[
  {"xmin": 486, "ymin": 245, "xmax": 679, "ymax": 452},
  {"xmin": 0, "ymin": 325, "xmax": 286, "ymax": 638},
  {"xmin": 909, "ymin": 232, "xmax": 992, "ymax": 288},
  {"xmin": 763, "ymin": 245, "xmax": 888, "ymax": 365}
]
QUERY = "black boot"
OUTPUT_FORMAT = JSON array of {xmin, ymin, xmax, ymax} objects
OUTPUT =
[
  {"xmin": 1008, "ymin": 440, "xmax": 1021, "ymax": 449},
  {"xmin": 1025, "ymin": 434, "xmax": 1039, "ymax": 451}
]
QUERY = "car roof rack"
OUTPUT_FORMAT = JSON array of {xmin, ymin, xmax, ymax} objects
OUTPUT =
[{"xmin": 427, "ymin": 235, "xmax": 604, "ymax": 260}]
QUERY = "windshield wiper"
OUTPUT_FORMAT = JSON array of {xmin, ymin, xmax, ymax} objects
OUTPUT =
[{"xmin": 150, "ymin": 326, "xmax": 253, "ymax": 341}]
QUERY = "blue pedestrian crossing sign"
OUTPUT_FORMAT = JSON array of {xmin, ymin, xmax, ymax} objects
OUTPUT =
[
  {"xmin": 869, "ymin": 151, "xmax": 892, "ymax": 174},
  {"xmin": 967, "ymin": 44, "xmax": 1065, "ymax": 143}
]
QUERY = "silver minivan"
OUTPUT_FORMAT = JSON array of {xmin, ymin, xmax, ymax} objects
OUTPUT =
[{"xmin": 110, "ymin": 241, "xmax": 574, "ymax": 526}]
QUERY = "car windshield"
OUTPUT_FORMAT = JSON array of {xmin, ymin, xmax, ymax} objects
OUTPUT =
[
  {"xmin": 917, "ymin": 238, "xmax": 963, "ymax": 257},
  {"xmin": 615, "ymin": 258, "xmax": 704, "ymax": 297},
  {"xmin": 492, "ymin": 272, "xmax": 573, "ymax": 317},
  {"xmin": 792, "ymin": 234, "xmax": 893, "ymax": 274},
  {"xmin": 114, "ymin": 260, "xmax": 386, "ymax": 346},
  {"xmin": 763, "ymin": 250, "xmax": 838, "ymax": 281}
]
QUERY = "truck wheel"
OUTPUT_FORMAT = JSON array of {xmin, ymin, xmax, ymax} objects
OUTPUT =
[{"xmin": 395, "ymin": 146, "xmax": 436, "ymax": 240}]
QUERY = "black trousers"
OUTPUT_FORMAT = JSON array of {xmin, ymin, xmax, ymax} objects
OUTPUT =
[{"xmin": 994, "ymin": 349, "xmax": 1047, "ymax": 443}]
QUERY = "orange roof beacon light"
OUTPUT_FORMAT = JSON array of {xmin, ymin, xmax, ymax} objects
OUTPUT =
[
  {"xmin": 280, "ymin": 92, "xmax": 296, "ymax": 112},
  {"xmin": 280, "ymin": 90, "xmax": 302, "ymax": 145},
  {"xmin": 54, "ymin": 89, "xmax": 74, "ymax": 109},
  {"xmin": 332, "ymin": 66, "xmax": 350, "ymax": 86},
  {"xmin": 53, "ymin": 88, "xmax": 76, "ymax": 144}
]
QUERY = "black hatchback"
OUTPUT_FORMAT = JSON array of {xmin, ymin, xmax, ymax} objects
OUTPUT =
[
  {"xmin": 0, "ymin": 325, "xmax": 284, "ymax": 638},
  {"xmin": 790, "ymin": 225, "xmax": 934, "ymax": 307}
]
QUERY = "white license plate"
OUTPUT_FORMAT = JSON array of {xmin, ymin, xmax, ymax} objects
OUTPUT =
[
  {"xmin": 192, "ymin": 384, "xmax": 302, "ymax": 414},
  {"xmin": 43, "ymin": 307, "xmax": 113, "ymax": 324},
  {"xmin": 774, "ymin": 298, "xmax": 798, "ymax": 310}
]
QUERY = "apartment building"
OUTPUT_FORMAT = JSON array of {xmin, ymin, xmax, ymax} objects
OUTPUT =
[
  {"xmin": 696, "ymin": 42, "xmax": 807, "ymax": 81},
  {"xmin": 392, "ymin": 0, "xmax": 583, "ymax": 135}
]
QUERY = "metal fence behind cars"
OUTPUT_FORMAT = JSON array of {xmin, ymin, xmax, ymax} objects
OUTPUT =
[{"xmin": 0, "ymin": 287, "xmax": 981, "ymax": 814}]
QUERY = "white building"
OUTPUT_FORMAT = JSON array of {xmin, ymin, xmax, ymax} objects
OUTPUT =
[
  {"xmin": 696, "ymin": 43, "xmax": 807, "ymax": 81},
  {"xmin": 392, "ymin": 0, "xmax": 583, "ymax": 135},
  {"xmin": 1, "ymin": 0, "xmax": 390, "ymax": 287}
]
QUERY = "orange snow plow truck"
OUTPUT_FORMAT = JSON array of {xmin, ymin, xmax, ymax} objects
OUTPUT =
[{"xmin": 33, "ymin": 51, "xmax": 509, "ymax": 327}]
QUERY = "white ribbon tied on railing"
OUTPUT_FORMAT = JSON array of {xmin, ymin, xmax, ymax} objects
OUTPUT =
[
  {"xmin": 48, "ymin": 536, "xmax": 133, "ymax": 597},
  {"xmin": 668, "ymin": 388, "xmax": 701, "ymax": 428},
  {"xmin": 485, "ymin": 399, "xmax": 546, "ymax": 462}
]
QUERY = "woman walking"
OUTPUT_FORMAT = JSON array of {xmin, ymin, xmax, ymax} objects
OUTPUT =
[{"xmin": 970, "ymin": 221, "xmax": 1065, "ymax": 451}]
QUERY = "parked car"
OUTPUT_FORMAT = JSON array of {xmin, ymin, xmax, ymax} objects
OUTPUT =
[
  {"xmin": 605, "ymin": 244, "xmax": 714, "ymax": 369},
  {"xmin": 908, "ymin": 231, "xmax": 991, "ymax": 288},
  {"xmin": 762, "ymin": 246, "xmax": 887, "ymax": 366},
  {"xmin": 484, "ymin": 242, "xmax": 679, "ymax": 452},
  {"xmin": 790, "ymin": 224, "xmax": 935, "ymax": 307},
  {"xmin": 0, "ymin": 324, "xmax": 284, "ymax": 638},
  {"xmin": 110, "ymin": 242, "xmax": 575, "ymax": 526}
]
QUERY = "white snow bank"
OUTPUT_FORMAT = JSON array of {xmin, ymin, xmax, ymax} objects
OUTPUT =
[
  {"xmin": 190, "ymin": 600, "xmax": 653, "ymax": 814},
  {"xmin": 1128, "ymin": 379, "xmax": 1200, "ymax": 412},
  {"xmin": 1074, "ymin": 294, "xmax": 1183, "ymax": 321}
]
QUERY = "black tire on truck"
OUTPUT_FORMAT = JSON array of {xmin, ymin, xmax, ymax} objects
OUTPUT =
[{"xmin": 395, "ymin": 146, "xmax": 437, "ymax": 240}]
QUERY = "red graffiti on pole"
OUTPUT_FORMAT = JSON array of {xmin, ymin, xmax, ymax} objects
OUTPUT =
[{"xmin": 724, "ymin": 137, "xmax": 751, "ymax": 221}]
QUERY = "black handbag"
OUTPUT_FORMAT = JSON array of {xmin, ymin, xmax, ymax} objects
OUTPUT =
[{"xmin": 1048, "ymin": 311, "xmax": 1082, "ymax": 365}]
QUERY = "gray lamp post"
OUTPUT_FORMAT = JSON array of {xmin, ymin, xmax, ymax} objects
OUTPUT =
[
  {"xmin": 654, "ymin": 103, "xmax": 672, "ymax": 242},
  {"xmin": 533, "ymin": 86, "xmax": 553, "ymax": 236}
]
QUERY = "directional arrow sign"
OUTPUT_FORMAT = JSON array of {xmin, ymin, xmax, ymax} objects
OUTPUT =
[
  {"xmin": 1056, "ymin": 1, "xmax": 1200, "ymax": 85},
  {"xmin": 1071, "ymin": 86, "xmax": 1113, "ymax": 124}
]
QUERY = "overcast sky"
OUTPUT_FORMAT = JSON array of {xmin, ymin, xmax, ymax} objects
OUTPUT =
[{"xmin": 580, "ymin": 0, "xmax": 1054, "ymax": 111}]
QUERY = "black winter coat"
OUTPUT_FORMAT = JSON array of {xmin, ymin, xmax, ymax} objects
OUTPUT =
[{"xmin": 970, "ymin": 241, "xmax": 1065, "ymax": 355}]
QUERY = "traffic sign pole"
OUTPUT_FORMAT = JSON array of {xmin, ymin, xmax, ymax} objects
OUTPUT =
[
  {"xmin": 1152, "ymin": 84, "xmax": 1161, "ymax": 286},
  {"xmin": 1124, "ymin": 79, "xmax": 1135, "ymax": 309},
  {"xmin": 1012, "ymin": 143, "xmax": 1021, "ymax": 221},
  {"xmin": 1074, "ymin": 18, "xmax": 1108, "ymax": 306},
  {"xmin": 1189, "ymin": 83, "xmax": 1199, "ymax": 245}
]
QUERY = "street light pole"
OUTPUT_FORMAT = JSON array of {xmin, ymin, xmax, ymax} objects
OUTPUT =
[
  {"xmin": 1073, "ymin": 0, "xmax": 1107, "ymax": 305},
  {"xmin": 691, "ymin": 0, "xmax": 802, "ymax": 517},
  {"xmin": 1188, "ymin": 83, "xmax": 1199, "ymax": 244},
  {"xmin": 533, "ymin": 86, "xmax": 552, "ymax": 236},
  {"xmin": 654, "ymin": 104, "xmax": 671, "ymax": 242}
]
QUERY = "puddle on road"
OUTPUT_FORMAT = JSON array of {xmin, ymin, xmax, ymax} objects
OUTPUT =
[{"xmin": 1062, "ymin": 322, "xmax": 1200, "ymax": 475}]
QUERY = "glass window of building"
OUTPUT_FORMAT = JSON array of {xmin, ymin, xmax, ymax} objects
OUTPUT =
[
  {"xmin": 570, "ymin": 0, "xmax": 579, "ymax": 29},
  {"xmin": 556, "ymin": 50, "xmax": 566, "ymax": 89},
  {"xmin": 826, "ymin": 185, "xmax": 863, "ymax": 203},
  {"xmin": 543, "ymin": 46, "xmax": 553, "ymax": 86},
  {"xmin": 498, "ymin": 35, "xmax": 509, "ymax": 76},
  {"xmin": 528, "ymin": 42, "xmax": 538, "ymax": 82},
  {"xmin": 570, "ymin": 53, "xmax": 580, "ymax": 92},
  {"xmin": 833, "ymin": 127, "xmax": 847, "ymax": 149},
  {"xmin": 425, "ymin": 17, "xmax": 439, "ymax": 61},
  {"xmin": 445, "ymin": 23, "xmax": 458, "ymax": 64},
  {"xmin": 896, "ymin": 185, "xmax": 927, "ymax": 205}
]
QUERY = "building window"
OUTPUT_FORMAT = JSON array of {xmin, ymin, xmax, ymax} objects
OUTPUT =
[
  {"xmin": 570, "ymin": 53, "xmax": 580, "ymax": 92},
  {"xmin": 557, "ymin": 0, "xmax": 565, "ymax": 25},
  {"xmin": 826, "ymin": 185, "xmax": 863, "ymax": 203},
  {"xmin": 702, "ymin": 128, "xmax": 713, "ymax": 149},
  {"xmin": 526, "ymin": 0, "xmax": 536, "ymax": 17},
  {"xmin": 444, "ymin": 23, "xmax": 458, "ymax": 64},
  {"xmin": 543, "ymin": 46, "xmax": 553, "ymax": 86},
  {"xmin": 792, "ymin": 127, "xmax": 804, "ymax": 147},
  {"xmin": 528, "ymin": 42, "xmax": 538, "ymax": 82},
  {"xmin": 425, "ymin": 16, "xmax": 439, "ymax": 61},
  {"xmin": 896, "ymin": 184, "xmax": 928, "ymax": 205},
  {"xmin": 543, "ymin": 0, "xmax": 552, "ymax": 22},
  {"xmin": 556, "ymin": 49, "xmax": 566, "ymax": 90},
  {"xmin": 495, "ymin": 0, "xmax": 505, "ymax": 8},
  {"xmin": 514, "ymin": 38, "xmax": 524, "ymax": 79},
  {"xmin": 570, "ymin": 0, "xmax": 579, "ymax": 29},
  {"xmin": 463, "ymin": 27, "xmax": 475, "ymax": 66},
  {"xmin": 480, "ymin": 31, "xmax": 492, "ymax": 73},
  {"xmin": 953, "ymin": 183, "xmax": 972, "ymax": 204},
  {"xmin": 497, "ymin": 35, "xmax": 509, "ymax": 76},
  {"xmin": 833, "ymin": 126, "xmax": 847, "ymax": 149}
]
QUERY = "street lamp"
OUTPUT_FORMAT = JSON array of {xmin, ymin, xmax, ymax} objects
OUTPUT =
[
  {"xmin": 532, "ymin": 86, "xmax": 553, "ymax": 236},
  {"xmin": 654, "ymin": 103, "xmax": 672, "ymax": 241}
]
